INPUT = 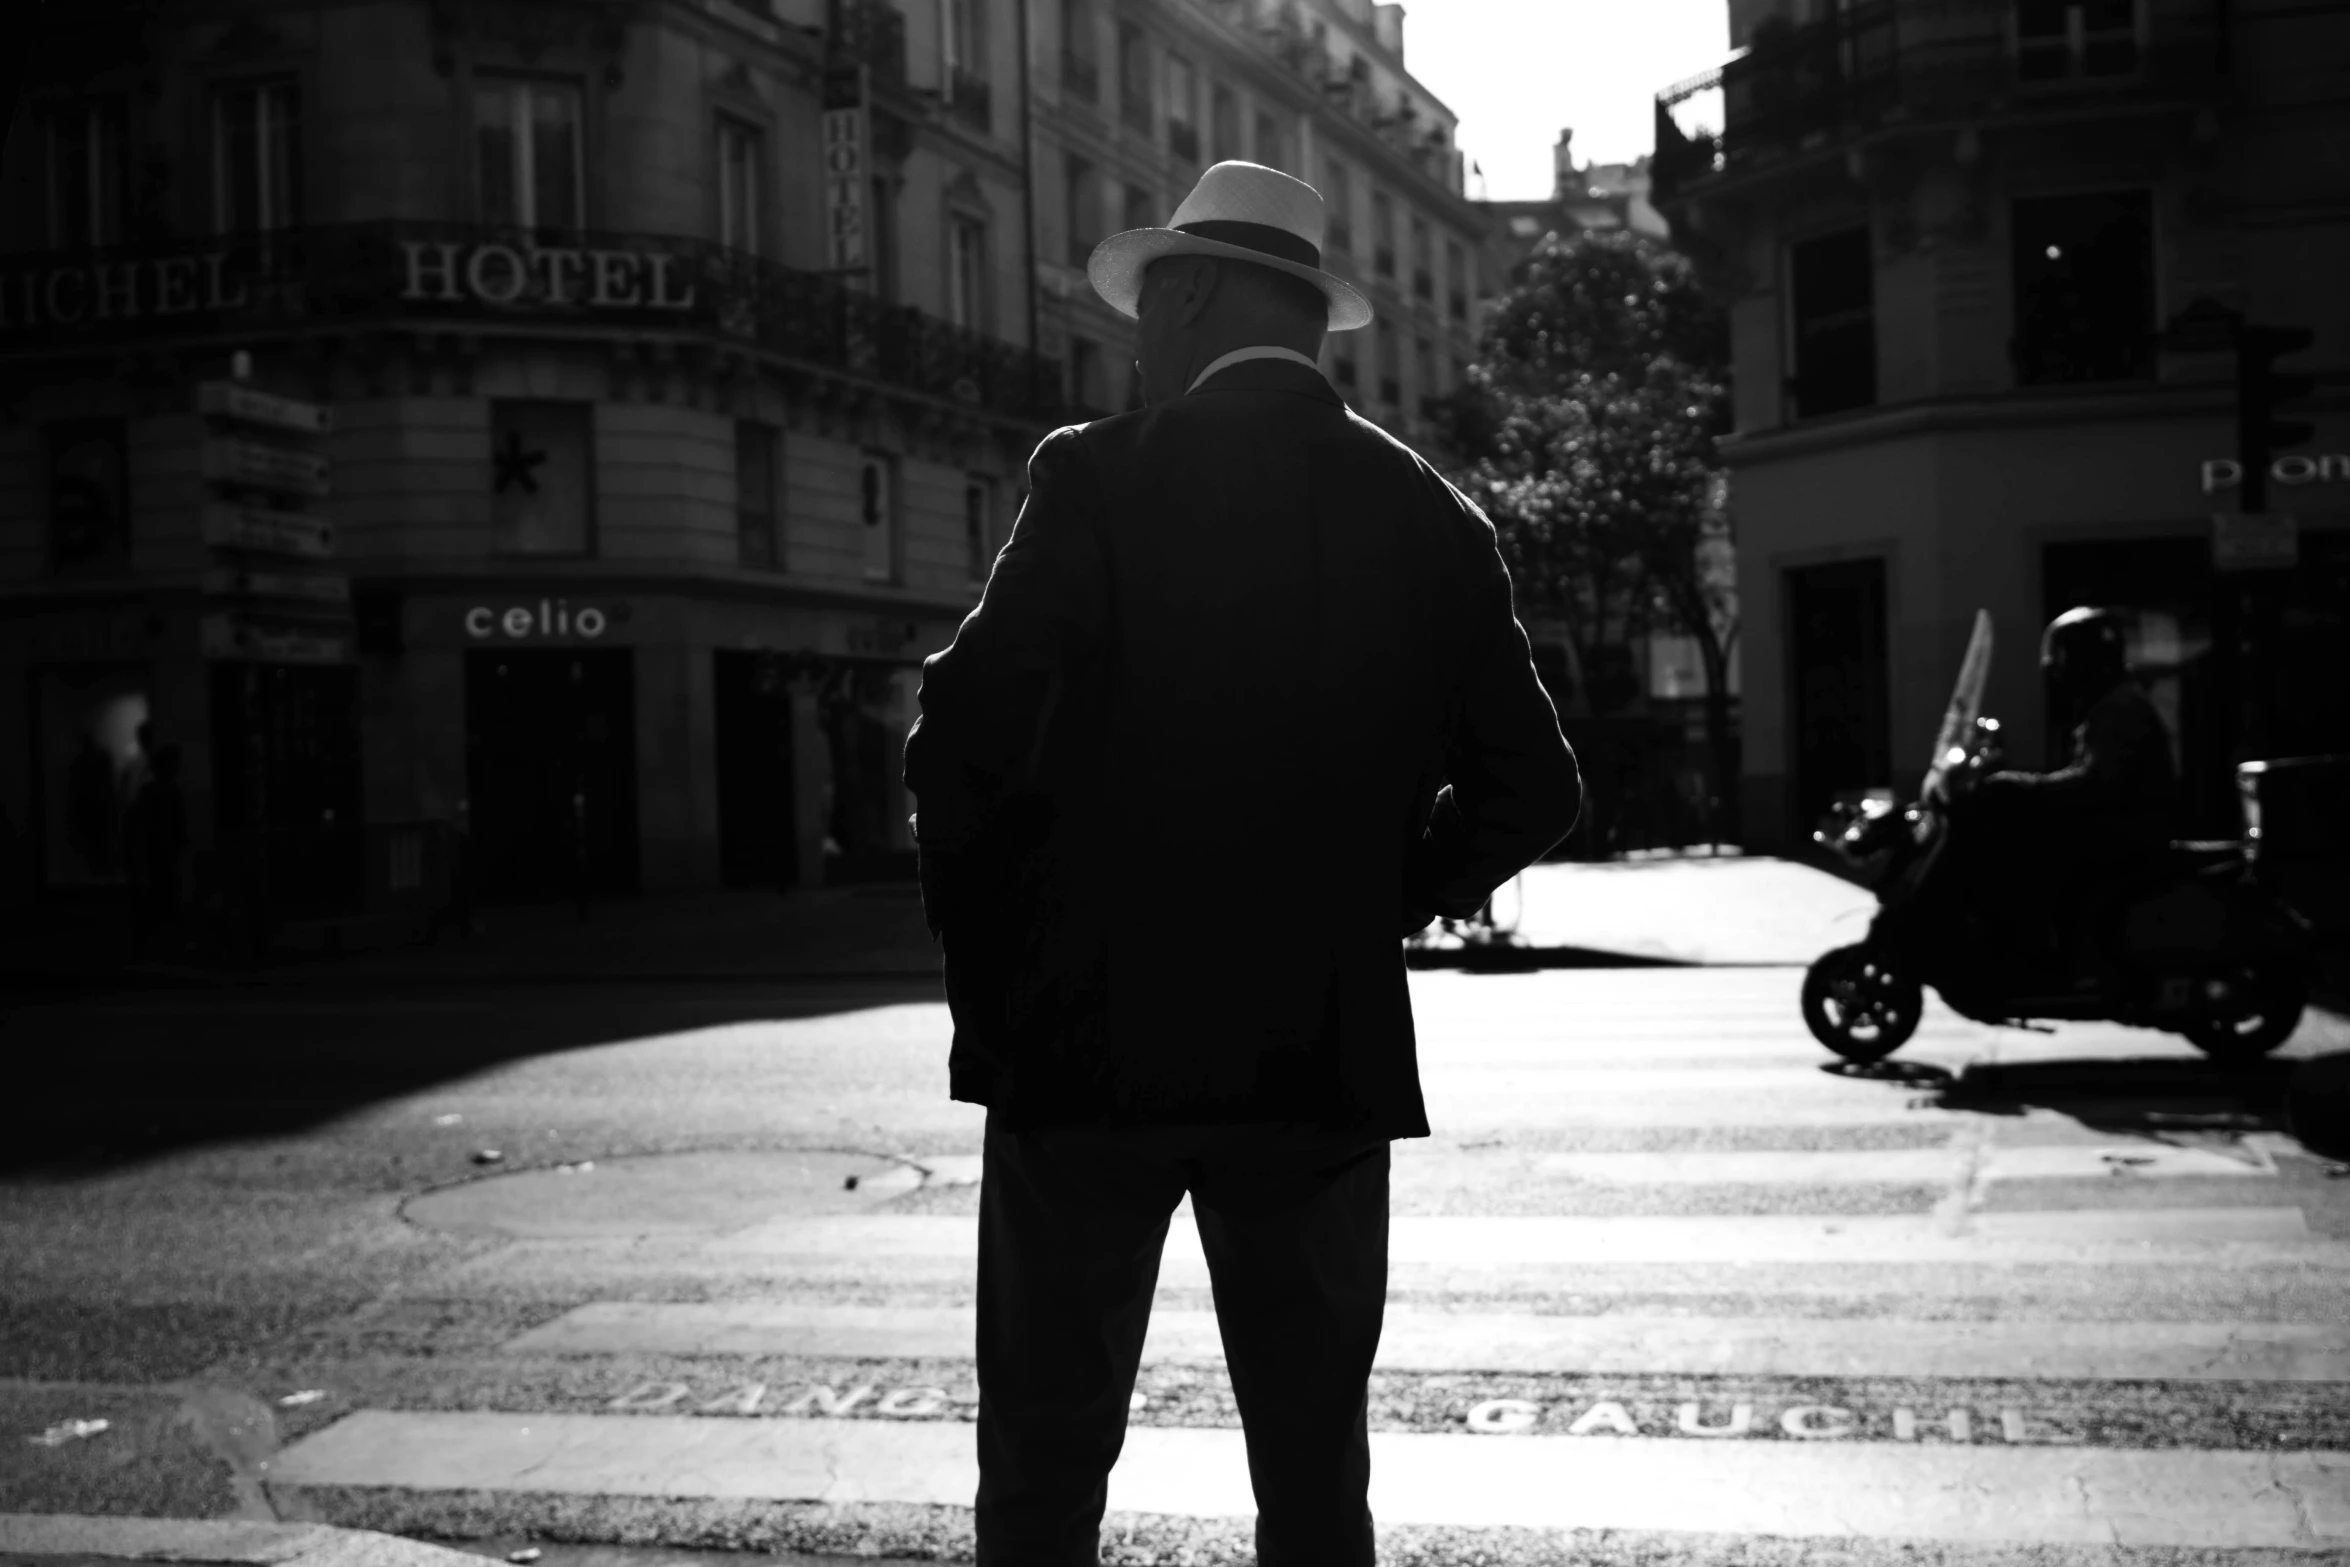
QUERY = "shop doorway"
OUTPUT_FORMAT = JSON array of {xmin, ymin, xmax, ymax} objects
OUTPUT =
[
  {"xmin": 713, "ymin": 650, "xmax": 799, "ymax": 891},
  {"xmin": 464, "ymin": 649, "xmax": 639, "ymax": 902},
  {"xmin": 1786, "ymin": 558, "xmax": 1892, "ymax": 836},
  {"xmin": 211, "ymin": 662, "xmax": 365, "ymax": 918}
]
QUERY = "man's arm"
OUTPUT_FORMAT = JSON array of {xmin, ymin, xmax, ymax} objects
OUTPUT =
[
  {"xmin": 904, "ymin": 427, "xmax": 1109, "ymax": 929},
  {"xmin": 1403, "ymin": 491, "xmax": 1583, "ymax": 925}
]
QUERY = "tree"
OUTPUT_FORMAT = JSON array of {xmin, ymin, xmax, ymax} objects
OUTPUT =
[{"xmin": 1445, "ymin": 227, "xmax": 1741, "ymax": 845}]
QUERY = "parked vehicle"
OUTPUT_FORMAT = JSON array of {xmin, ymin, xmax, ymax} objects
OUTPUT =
[{"xmin": 1803, "ymin": 611, "xmax": 2315, "ymax": 1065}]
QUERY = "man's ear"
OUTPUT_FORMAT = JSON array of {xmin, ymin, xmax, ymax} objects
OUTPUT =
[{"xmin": 1177, "ymin": 257, "xmax": 1220, "ymax": 326}]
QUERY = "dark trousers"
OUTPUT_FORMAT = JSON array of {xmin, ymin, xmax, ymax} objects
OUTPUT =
[{"xmin": 975, "ymin": 1112, "xmax": 1391, "ymax": 1567}]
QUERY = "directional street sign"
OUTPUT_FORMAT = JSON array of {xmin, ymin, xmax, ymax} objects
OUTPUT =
[
  {"xmin": 199, "ymin": 612, "xmax": 351, "ymax": 665},
  {"xmin": 201, "ymin": 435, "xmax": 332, "ymax": 498},
  {"xmin": 195, "ymin": 380, "xmax": 334, "ymax": 436},
  {"xmin": 201, "ymin": 566, "xmax": 352, "ymax": 606},
  {"xmin": 201, "ymin": 501, "xmax": 335, "ymax": 558}
]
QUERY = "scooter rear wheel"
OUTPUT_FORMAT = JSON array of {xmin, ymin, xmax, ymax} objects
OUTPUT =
[
  {"xmin": 2180, "ymin": 960, "xmax": 2305, "ymax": 1063},
  {"xmin": 1802, "ymin": 944, "xmax": 1924, "ymax": 1063}
]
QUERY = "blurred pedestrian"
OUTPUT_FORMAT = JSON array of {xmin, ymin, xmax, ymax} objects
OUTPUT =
[
  {"xmin": 126, "ymin": 743, "xmax": 188, "ymax": 957},
  {"xmin": 906, "ymin": 160, "xmax": 1581, "ymax": 1567}
]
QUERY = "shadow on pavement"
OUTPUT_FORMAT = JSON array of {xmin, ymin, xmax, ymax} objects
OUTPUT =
[
  {"xmin": 1405, "ymin": 942, "xmax": 1694, "ymax": 972},
  {"xmin": 1, "ymin": 978, "xmax": 940, "ymax": 1180},
  {"xmin": 1835, "ymin": 1052, "xmax": 2304, "ymax": 1135}
]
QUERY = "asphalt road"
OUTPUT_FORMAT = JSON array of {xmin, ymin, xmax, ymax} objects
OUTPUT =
[{"xmin": 3, "ymin": 968, "xmax": 2347, "ymax": 1566}]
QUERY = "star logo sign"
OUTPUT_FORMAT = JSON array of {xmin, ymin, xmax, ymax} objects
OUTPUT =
[{"xmin": 493, "ymin": 428, "xmax": 548, "ymax": 495}]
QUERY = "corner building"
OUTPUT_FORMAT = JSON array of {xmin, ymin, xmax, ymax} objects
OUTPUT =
[
  {"xmin": 1, "ymin": 0, "xmax": 1057, "ymax": 918},
  {"xmin": 1654, "ymin": 0, "xmax": 2350, "ymax": 849}
]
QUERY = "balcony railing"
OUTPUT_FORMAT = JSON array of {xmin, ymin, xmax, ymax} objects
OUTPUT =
[
  {"xmin": 0, "ymin": 223, "xmax": 1068, "ymax": 421},
  {"xmin": 948, "ymin": 67, "xmax": 991, "ymax": 133},
  {"xmin": 1653, "ymin": 2, "xmax": 2221, "ymax": 197}
]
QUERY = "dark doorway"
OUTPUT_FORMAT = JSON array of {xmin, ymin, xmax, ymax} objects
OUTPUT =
[
  {"xmin": 713, "ymin": 649, "xmax": 798, "ymax": 891},
  {"xmin": 210, "ymin": 662, "xmax": 364, "ymax": 918},
  {"xmin": 1787, "ymin": 558, "xmax": 1892, "ymax": 835},
  {"xmin": 464, "ymin": 649, "xmax": 639, "ymax": 902}
]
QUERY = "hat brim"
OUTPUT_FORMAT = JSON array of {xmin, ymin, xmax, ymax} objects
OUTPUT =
[{"xmin": 1087, "ymin": 228, "xmax": 1373, "ymax": 332}]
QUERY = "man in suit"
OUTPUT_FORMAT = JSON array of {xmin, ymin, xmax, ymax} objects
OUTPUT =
[{"xmin": 904, "ymin": 161, "xmax": 1581, "ymax": 1567}]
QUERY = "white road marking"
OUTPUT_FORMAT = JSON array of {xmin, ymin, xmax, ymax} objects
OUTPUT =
[
  {"xmin": 265, "ymin": 1410, "xmax": 2350, "ymax": 1548},
  {"xmin": 708, "ymin": 1207, "xmax": 2326, "ymax": 1270},
  {"xmin": 1533, "ymin": 1142, "xmax": 2275, "ymax": 1184},
  {"xmin": 502, "ymin": 1302, "xmax": 2350, "ymax": 1382}
]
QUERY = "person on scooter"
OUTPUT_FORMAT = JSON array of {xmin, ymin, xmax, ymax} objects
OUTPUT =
[{"xmin": 1972, "ymin": 606, "xmax": 2179, "ymax": 973}]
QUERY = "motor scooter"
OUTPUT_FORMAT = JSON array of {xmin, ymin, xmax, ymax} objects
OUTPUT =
[{"xmin": 1802, "ymin": 612, "xmax": 2315, "ymax": 1065}]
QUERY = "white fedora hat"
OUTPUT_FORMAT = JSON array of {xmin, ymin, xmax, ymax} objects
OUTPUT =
[{"xmin": 1087, "ymin": 161, "xmax": 1373, "ymax": 332}]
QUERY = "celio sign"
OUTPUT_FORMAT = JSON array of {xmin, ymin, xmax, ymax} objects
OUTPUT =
[{"xmin": 465, "ymin": 598, "xmax": 623, "ymax": 641}]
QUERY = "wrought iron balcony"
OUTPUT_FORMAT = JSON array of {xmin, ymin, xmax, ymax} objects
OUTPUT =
[
  {"xmin": 0, "ymin": 223, "xmax": 1068, "ymax": 423},
  {"xmin": 1653, "ymin": 1, "xmax": 2224, "ymax": 199}
]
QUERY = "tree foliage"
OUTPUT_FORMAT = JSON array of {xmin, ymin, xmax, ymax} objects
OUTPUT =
[{"xmin": 1445, "ymin": 226, "xmax": 1740, "ymax": 834}]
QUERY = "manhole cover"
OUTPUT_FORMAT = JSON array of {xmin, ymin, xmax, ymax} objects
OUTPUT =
[{"xmin": 402, "ymin": 1149, "xmax": 922, "ymax": 1238}]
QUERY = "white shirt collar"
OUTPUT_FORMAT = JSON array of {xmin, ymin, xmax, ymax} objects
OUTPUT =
[{"xmin": 1186, "ymin": 345, "xmax": 1326, "ymax": 394}]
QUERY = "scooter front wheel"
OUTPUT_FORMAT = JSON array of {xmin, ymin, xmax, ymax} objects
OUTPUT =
[{"xmin": 1802, "ymin": 944, "xmax": 1924, "ymax": 1063}]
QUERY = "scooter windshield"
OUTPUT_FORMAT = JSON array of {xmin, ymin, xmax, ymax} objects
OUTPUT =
[{"xmin": 1920, "ymin": 609, "xmax": 1994, "ymax": 802}]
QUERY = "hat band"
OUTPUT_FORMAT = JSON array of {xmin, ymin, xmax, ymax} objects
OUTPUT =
[{"xmin": 1174, "ymin": 219, "xmax": 1320, "ymax": 271}]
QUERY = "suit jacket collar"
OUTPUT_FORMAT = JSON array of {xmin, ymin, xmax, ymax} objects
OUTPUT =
[{"xmin": 1187, "ymin": 355, "xmax": 1346, "ymax": 407}]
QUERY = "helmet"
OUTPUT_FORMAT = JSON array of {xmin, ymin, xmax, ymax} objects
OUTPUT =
[{"xmin": 2040, "ymin": 606, "xmax": 2127, "ymax": 690}]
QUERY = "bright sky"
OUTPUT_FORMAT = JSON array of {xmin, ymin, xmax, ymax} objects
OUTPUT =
[{"xmin": 1401, "ymin": 0, "xmax": 1731, "ymax": 198}]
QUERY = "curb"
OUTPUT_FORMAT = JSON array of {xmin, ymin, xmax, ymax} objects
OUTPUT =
[{"xmin": 0, "ymin": 1515, "xmax": 483, "ymax": 1567}]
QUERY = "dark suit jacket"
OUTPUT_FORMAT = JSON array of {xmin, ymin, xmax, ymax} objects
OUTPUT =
[{"xmin": 903, "ymin": 357, "xmax": 1581, "ymax": 1139}]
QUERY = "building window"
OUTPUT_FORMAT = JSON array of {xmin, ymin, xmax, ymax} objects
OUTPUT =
[
  {"xmin": 2012, "ymin": 190, "xmax": 2153, "ymax": 385},
  {"xmin": 490, "ymin": 401, "xmax": 594, "ymax": 557},
  {"xmin": 46, "ymin": 419, "xmax": 129, "ymax": 572},
  {"xmin": 2014, "ymin": 0, "xmax": 2140, "ymax": 82},
  {"xmin": 1064, "ymin": 155, "xmax": 1096, "ymax": 267},
  {"xmin": 1788, "ymin": 227, "xmax": 1875, "ymax": 418},
  {"xmin": 965, "ymin": 474, "xmax": 998, "ymax": 581},
  {"xmin": 211, "ymin": 79, "xmax": 301, "ymax": 235},
  {"xmin": 1060, "ymin": 0, "xmax": 1097, "ymax": 102},
  {"xmin": 948, "ymin": 215, "xmax": 987, "ymax": 330},
  {"xmin": 717, "ymin": 115, "xmax": 763, "ymax": 255},
  {"xmin": 1122, "ymin": 181, "xmax": 1155, "ymax": 232},
  {"xmin": 1446, "ymin": 239, "xmax": 1468, "ymax": 321},
  {"xmin": 736, "ymin": 420, "xmax": 779, "ymax": 568},
  {"xmin": 1118, "ymin": 22, "xmax": 1153, "ymax": 135},
  {"xmin": 859, "ymin": 451, "xmax": 898, "ymax": 582},
  {"xmin": 945, "ymin": 0, "xmax": 991, "ymax": 130},
  {"xmin": 1377, "ymin": 325, "xmax": 1400, "ymax": 407},
  {"xmin": 1253, "ymin": 108, "xmax": 1290, "ymax": 172},
  {"xmin": 475, "ymin": 76, "xmax": 581, "ymax": 233},
  {"xmin": 45, "ymin": 97, "xmax": 126, "ymax": 249},
  {"xmin": 1324, "ymin": 159, "xmax": 1353, "ymax": 253},
  {"xmin": 1371, "ymin": 189, "xmax": 1395, "ymax": 277},
  {"xmin": 1165, "ymin": 54, "xmax": 1198, "ymax": 160},
  {"xmin": 1415, "ymin": 334, "xmax": 1434, "ymax": 402},
  {"xmin": 1410, "ymin": 216, "xmax": 1433, "ymax": 300},
  {"xmin": 1333, "ymin": 353, "xmax": 1357, "ymax": 391},
  {"xmin": 1210, "ymin": 83, "xmax": 1239, "ymax": 161}
]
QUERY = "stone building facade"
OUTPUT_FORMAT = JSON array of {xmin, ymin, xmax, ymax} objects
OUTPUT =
[
  {"xmin": 0, "ymin": 0, "xmax": 1483, "ymax": 927},
  {"xmin": 1655, "ymin": 0, "xmax": 2350, "ymax": 850}
]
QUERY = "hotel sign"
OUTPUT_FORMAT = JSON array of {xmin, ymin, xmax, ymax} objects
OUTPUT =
[
  {"xmin": 821, "ymin": 65, "xmax": 873, "ymax": 277},
  {"xmin": 2200, "ymin": 453, "xmax": 2349, "ymax": 494},
  {"xmin": 399, "ymin": 241, "xmax": 699, "ymax": 311}
]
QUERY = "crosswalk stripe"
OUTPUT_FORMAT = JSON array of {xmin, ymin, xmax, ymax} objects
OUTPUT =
[
  {"xmin": 1532, "ymin": 1142, "xmax": 2276, "ymax": 1184},
  {"xmin": 706, "ymin": 1207, "xmax": 2328, "ymax": 1269},
  {"xmin": 501, "ymin": 1302, "xmax": 2350, "ymax": 1382},
  {"xmin": 263, "ymin": 1409, "xmax": 2350, "ymax": 1548}
]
